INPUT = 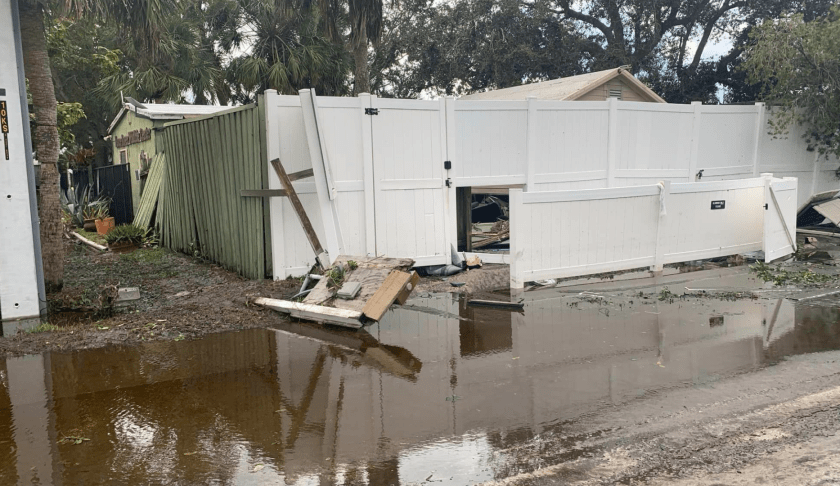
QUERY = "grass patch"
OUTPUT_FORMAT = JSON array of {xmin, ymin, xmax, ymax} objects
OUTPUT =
[
  {"xmin": 119, "ymin": 247, "xmax": 168, "ymax": 264},
  {"xmin": 28, "ymin": 322, "xmax": 61, "ymax": 333},
  {"xmin": 76, "ymin": 229, "xmax": 106, "ymax": 246}
]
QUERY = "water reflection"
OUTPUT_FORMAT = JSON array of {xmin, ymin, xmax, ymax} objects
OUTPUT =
[{"xmin": 0, "ymin": 293, "xmax": 839, "ymax": 485}]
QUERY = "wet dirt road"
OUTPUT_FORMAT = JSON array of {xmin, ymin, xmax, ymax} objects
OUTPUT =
[{"xmin": 2, "ymin": 267, "xmax": 840, "ymax": 485}]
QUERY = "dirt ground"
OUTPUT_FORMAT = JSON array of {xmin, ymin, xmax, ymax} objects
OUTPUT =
[
  {"xmin": 480, "ymin": 349, "xmax": 840, "ymax": 486},
  {"xmin": 0, "ymin": 239, "xmax": 517, "ymax": 358},
  {"xmin": 0, "ymin": 239, "xmax": 300, "ymax": 358}
]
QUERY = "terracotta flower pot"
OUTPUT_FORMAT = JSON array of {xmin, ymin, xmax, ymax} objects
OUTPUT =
[
  {"xmin": 83, "ymin": 218, "xmax": 96, "ymax": 232},
  {"xmin": 95, "ymin": 217, "xmax": 115, "ymax": 235},
  {"xmin": 108, "ymin": 240, "xmax": 139, "ymax": 254}
]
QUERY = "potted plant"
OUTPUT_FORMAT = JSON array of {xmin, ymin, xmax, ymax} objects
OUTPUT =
[
  {"xmin": 81, "ymin": 204, "xmax": 98, "ymax": 232},
  {"xmin": 104, "ymin": 224, "xmax": 146, "ymax": 253},
  {"xmin": 93, "ymin": 201, "xmax": 115, "ymax": 235}
]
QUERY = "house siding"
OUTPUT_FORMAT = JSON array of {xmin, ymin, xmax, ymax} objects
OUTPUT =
[
  {"xmin": 576, "ymin": 78, "xmax": 653, "ymax": 102},
  {"xmin": 110, "ymin": 111, "xmax": 163, "ymax": 209}
]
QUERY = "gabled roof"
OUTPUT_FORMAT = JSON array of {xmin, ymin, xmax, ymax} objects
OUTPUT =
[
  {"xmin": 107, "ymin": 100, "xmax": 232, "ymax": 134},
  {"xmin": 459, "ymin": 67, "xmax": 666, "ymax": 103}
]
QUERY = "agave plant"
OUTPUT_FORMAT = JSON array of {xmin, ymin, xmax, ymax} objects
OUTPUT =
[
  {"xmin": 60, "ymin": 185, "xmax": 93, "ymax": 228},
  {"xmin": 104, "ymin": 224, "xmax": 147, "ymax": 246}
]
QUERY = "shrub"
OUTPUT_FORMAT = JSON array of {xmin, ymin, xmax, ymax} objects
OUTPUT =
[{"xmin": 104, "ymin": 224, "xmax": 147, "ymax": 246}]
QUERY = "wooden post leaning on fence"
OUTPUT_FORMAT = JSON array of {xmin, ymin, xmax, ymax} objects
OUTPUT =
[{"xmin": 270, "ymin": 158, "xmax": 329, "ymax": 271}]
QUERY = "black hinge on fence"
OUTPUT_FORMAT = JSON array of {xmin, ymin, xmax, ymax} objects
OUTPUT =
[
  {"xmin": 764, "ymin": 203, "xmax": 769, "ymax": 210},
  {"xmin": 365, "ymin": 108, "xmax": 379, "ymax": 115},
  {"xmin": 444, "ymin": 160, "xmax": 452, "ymax": 170}
]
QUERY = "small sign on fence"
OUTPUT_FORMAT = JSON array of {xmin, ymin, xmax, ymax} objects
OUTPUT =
[
  {"xmin": 0, "ymin": 100, "xmax": 9, "ymax": 160},
  {"xmin": 711, "ymin": 200, "xmax": 725, "ymax": 210}
]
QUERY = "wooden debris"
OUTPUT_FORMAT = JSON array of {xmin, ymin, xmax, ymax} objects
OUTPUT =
[
  {"xmin": 467, "ymin": 299, "xmax": 524, "ymax": 310},
  {"xmin": 69, "ymin": 231, "xmax": 106, "ymax": 251},
  {"xmin": 257, "ymin": 255, "xmax": 418, "ymax": 329},
  {"xmin": 362, "ymin": 271, "xmax": 412, "ymax": 322},
  {"xmin": 396, "ymin": 271, "xmax": 420, "ymax": 305},
  {"xmin": 270, "ymin": 158, "xmax": 329, "ymax": 269},
  {"xmin": 304, "ymin": 256, "xmax": 414, "ymax": 312},
  {"xmin": 253, "ymin": 297, "xmax": 362, "ymax": 329},
  {"xmin": 472, "ymin": 231, "xmax": 509, "ymax": 249},
  {"xmin": 465, "ymin": 255, "xmax": 482, "ymax": 268}
]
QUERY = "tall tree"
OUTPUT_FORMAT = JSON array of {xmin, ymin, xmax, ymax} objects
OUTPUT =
[
  {"xmin": 20, "ymin": 1, "xmax": 63, "ymax": 291},
  {"xmin": 226, "ymin": 0, "xmax": 349, "ymax": 100},
  {"xmin": 373, "ymin": 0, "xmax": 590, "ymax": 98},
  {"xmin": 742, "ymin": 6, "xmax": 840, "ymax": 158},
  {"xmin": 20, "ymin": 0, "xmax": 174, "ymax": 291},
  {"xmin": 294, "ymin": 0, "xmax": 383, "ymax": 94}
]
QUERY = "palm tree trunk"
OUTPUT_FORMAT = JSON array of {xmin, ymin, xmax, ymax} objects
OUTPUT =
[
  {"xmin": 353, "ymin": 39, "xmax": 370, "ymax": 95},
  {"xmin": 20, "ymin": 2, "xmax": 64, "ymax": 292}
]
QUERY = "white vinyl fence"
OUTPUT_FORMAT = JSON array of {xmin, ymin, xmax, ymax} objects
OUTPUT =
[
  {"xmin": 265, "ymin": 91, "xmax": 823, "ymax": 282},
  {"xmin": 509, "ymin": 175, "xmax": 797, "ymax": 288}
]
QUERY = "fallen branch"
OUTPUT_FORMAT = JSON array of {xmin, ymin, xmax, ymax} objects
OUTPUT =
[{"xmin": 69, "ymin": 231, "xmax": 107, "ymax": 251}]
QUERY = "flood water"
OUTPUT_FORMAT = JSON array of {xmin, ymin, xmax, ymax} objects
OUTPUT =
[{"xmin": 2, "ymin": 283, "xmax": 840, "ymax": 485}]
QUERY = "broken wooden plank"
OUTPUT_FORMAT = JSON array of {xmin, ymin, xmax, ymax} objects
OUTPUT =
[
  {"xmin": 396, "ymin": 271, "xmax": 420, "ymax": 305},
  {"xmin": 472, "ymin": 230, "xmax": 510, "ymax": 249},
  {"xmin": 270, "ymin": 158, "xmax": 328, "ymax": 269},
  {"xmin": 253, "ymin": 297, "xmax": 362, "ymax": 328},
  {"xmin": 241, "ymin": 189, "xmax": 286, "ymax": 197},
  {"xmin": 241, "ymin": 169, "xmax": 315, "ymax": 197},
  {"xmin": 467, "ymin": 299, "xmax": 524, "ymax": 310},
  {"xmin": 287, "ymin": 168, "xmax": 315, "ymax": 182},
  {"xmin": 69, "ymin": 231, "xmax": 107, "ymax": 251},
  {"xmin": 304, "ymin": 255, "xmax": 415, "ymax": 311},
  {"xmin": 362, "ymin": 270, "xmax": 412, "ymax": 321}
]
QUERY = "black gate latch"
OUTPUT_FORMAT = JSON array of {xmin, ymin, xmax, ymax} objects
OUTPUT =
[{"xmin": 365, "ymin": 108, "xmax": 379, "ymax": 115}]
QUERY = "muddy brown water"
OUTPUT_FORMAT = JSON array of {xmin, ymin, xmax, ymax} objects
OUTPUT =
[{"xmin": 1, "ymin": 289, "xmax": 839, "ymax": 485}]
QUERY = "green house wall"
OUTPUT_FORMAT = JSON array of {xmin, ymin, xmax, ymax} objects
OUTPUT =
[{"xmin": 110, "ymin": 111, "xmax": 165, "ymax": 210}]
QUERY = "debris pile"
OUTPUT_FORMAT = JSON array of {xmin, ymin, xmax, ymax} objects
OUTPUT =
[{"xmin": 254, "ymin": 256, "xmax": 419, "ymax": 329}]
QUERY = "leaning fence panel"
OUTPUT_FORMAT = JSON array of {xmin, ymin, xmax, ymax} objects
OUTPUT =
[
  {"xmin": 156, "ymin": 105, "xmax": 267, "ymax": 279},
  {"xmin": 510, "ymin": 176, "xmax": 795, "ymax": 288}
]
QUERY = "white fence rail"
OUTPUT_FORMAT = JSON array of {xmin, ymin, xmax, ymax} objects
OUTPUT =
[
  {"xmin": 509, "ymin": 175, "xmax": 796, "ymax": 288},
  {"xmin": 265, "ymin": 91, "xmax": 826, "ymax": 282}
]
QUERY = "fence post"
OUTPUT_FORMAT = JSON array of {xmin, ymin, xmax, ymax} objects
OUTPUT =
[
  {"xmin": 525, "ymin": 96, "xmax": 538, "ymax": 191},
  {"xmin": 810, "ymin": 151, "xmax": 821, "ymax": 198},
  {"xmin": 652, "ymin": 180, "xmax": 671, "ymax": 272},
  {"xmin": 509, "ymin": 189, "xmax": 525, "ymax": 289},
  {"xmin": 761, "ymin": 172, "xmax": 774, "ymax": 261},
  {"xmin": 262, "ymin": 90, "xmax": 287, "ymax": 279},
  {"xmin": 751, "ymin": 102, "xmax": 765, "ymax": 176},
  {"xmin": 606, "ymin": 96, "xmax": 618, "ymax": 187},
  {"xmin": 688, "ymin": 101, "xmax": 702, "ymax": 181},
  {"xmin": 444, "ymin": 96, "xmax": 458, "ymax": 256},
  {"xmin": 299, "ymin": 89, "xmax": 345, "ymax": 264},
  {"xmin": 358, "ymin": 93, "xmax": 377, "ymax": 257}
]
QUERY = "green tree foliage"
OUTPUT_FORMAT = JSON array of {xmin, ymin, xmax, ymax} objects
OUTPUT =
[
  {"xmin": 373, "ymin": 0, "xmax": 590, "ymax": 98},
  {"xmin": 742, "ymin": 7, "xmax": 840, "ymax": 158},
  {"xmin": 226, "ymin": 0, "xmax": 350, "ymax": 101},
  {"xmin": 46, "ymin": 18, "xmax": 120, "ymax": 163},
  {"xmin": 94, "ymin": 0, "xmax": 232, "ymax": 109}
]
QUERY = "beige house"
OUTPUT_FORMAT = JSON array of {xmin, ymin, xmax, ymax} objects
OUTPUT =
[{"xmin": 460, "ymin": 66, "xmax": 666, "ymax": 103}]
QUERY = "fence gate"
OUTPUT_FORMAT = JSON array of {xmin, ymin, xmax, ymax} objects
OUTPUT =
[
  {"xmin": 369, "ymin": 97, "xmax": 450, "ymax": 266},
  {"xmin": 764, "ymin": 176, "xmax": 797, "ymax": 262},
  {"xmin": 95, "ymin": 164, "xmax": 134, "ymax": 225}
]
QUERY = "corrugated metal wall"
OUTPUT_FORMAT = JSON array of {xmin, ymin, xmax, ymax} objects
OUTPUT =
[{"xmin": 156, "ymin": 104, "xmax": 270, "ymax": 280}]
